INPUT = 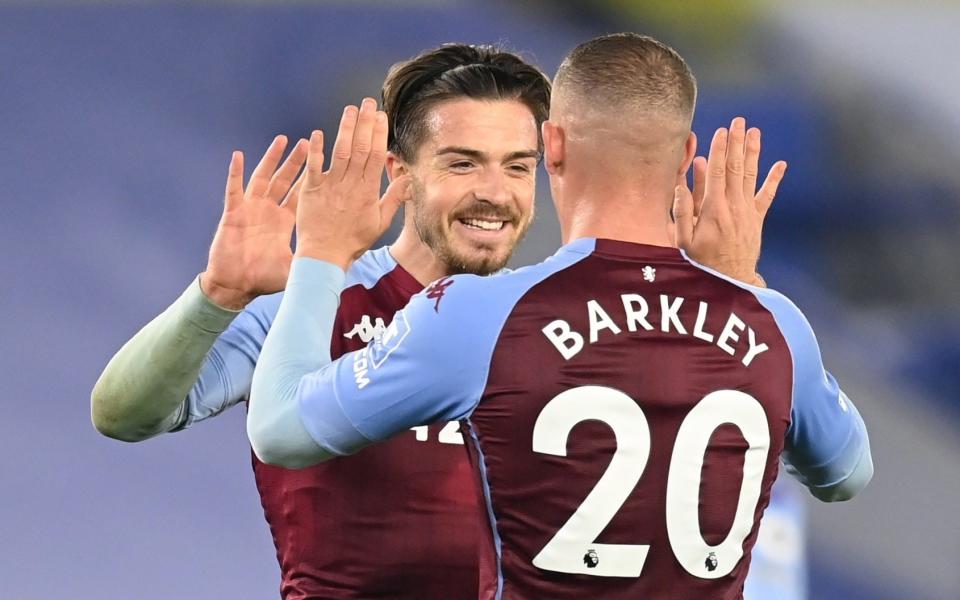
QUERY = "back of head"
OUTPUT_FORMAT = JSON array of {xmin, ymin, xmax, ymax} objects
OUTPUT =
[
  {"xmin": 381, "ymin": 44, "xmax": 551, "ymax": 162},
  {"xmin": 553, "ymin": 33, "xmax": 696, "ymax": 153}
]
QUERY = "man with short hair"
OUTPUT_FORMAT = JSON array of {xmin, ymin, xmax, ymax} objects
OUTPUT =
[{"xmin": 249, "ymin": 33, "xmax": 872, "ymax": 599}]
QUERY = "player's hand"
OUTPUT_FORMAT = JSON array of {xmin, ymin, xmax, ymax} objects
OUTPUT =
[
  {"xmin": 673, "ymin": 117, "xmax": 786, "ymax": 286},
  {"xmin": 201, "ymin": 135, "xmax": 308, "ymax": 309},
  {"xmin": 294, "ymin": 98, "xmax": 411, "ymax": 270}
]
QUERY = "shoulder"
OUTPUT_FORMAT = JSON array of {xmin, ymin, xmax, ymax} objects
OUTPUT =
[
  {"xmin": 344, "ymin": 246, "xmax": 398, "ymax": 290},
  {"xmin": 398, "ymin": 246, "xmax": 597, "ymax": 352},
  {"xmin": 678, "ymin": 251, "xmax": 815, "ymax": 346}
]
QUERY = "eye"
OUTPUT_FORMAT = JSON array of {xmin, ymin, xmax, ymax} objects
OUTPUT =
[
  {"xmin": 508, "ymin": 163, "xmax": 533, "ymax": 175},
  {"xmin": 450, "ymin": 161, "xmax": 474, "ymax": 171}
]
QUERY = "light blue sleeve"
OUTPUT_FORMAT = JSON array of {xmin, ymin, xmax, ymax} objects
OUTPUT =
[
  {"xmin": 294, "ymin": 274, "xmax": 503, "ymax": 456},
  {"xmin": 754, "ymin": 291, "xmax": 873, "ymax": 502},
  {"xmin": 247, "ymin": 261, "xmax": 502, "ymax": 467},
  {"xmin": 173, "ymin": 291, "xmax": 282, "ymax": 430},
  {"xmin": 248, "ymin": 247, "xmax": 591, "ymax": 468}
]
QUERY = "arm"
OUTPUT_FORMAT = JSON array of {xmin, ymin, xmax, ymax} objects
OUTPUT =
[
  {"xmin": 90, "ymin": 135, "xmax": 308, "ymax": 441},
  {"xmin": 764, "ymin": 293, "xmax": 873, "ymax": 502},
  {"xmin": 248, "ymin": 259, "xmax": 482, "ymax": 468},
  {"xmin": 90, "ymin": 278, "xmax": 240, "ymax": 441},
  {"xmin": 248, "ymin": 100, "xmax": 458, "ymax": 468}
]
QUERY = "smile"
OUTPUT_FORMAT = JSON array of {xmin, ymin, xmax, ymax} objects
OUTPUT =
[{"xmin": 459, "ymin": 218, "xmax": 506, "ymax": 231}]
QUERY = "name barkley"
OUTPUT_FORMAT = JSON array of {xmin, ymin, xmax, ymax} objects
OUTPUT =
[{"xmin": 542, "ymin": 293, "xmax": 769, "ymax": 367}]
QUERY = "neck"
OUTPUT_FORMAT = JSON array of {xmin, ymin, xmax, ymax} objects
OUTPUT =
[
  {"xmin": 557, "ymin": 175, "xmax": 675, "ymax": 248},
  {"xmin": 389, "ymin": 222, "xmax": 452, "ymax": 286}
]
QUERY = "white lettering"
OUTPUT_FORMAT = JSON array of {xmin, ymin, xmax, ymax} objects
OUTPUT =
[
  {"xmin": 693, "ymin": 301, "xmax": 714, "ymax": 343},
  {"xmin": 543, "ymin": 319, "xmax": 585, "ymax": 360},
  {"xmin": 660, "ymin": 295, "xmax": 687, "ymax": 334},
  {"xmin": 353, "ymin": 351, "xmax": 370, "ymax": 389},
  {"xmin": 621, "ymin": 294, "xmax": 654, "ymax": 332},
  {"xmin": 587, "ymin": 300, "xmax": 622, "ymax": 343},
  {"xmin": 742, "ymin": 327, "xmax": 769, "ymax": 367},
  {"xmin": 716, "ymin": 313, "xmax": 746, "ymax": 356}
]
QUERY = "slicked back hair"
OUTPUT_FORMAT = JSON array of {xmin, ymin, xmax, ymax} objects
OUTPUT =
[
  {"xmin": 554, "ymin": 33, "xmax": 697, "ymax": 123},
  {"xmin": 381, "ymin": 44, "xmax": 551, "ymax": 162}
]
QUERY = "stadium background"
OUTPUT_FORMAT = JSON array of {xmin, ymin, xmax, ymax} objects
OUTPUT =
[{"xmin": 2, "ymin": 1, "xmax": 957, "ymax": 598}]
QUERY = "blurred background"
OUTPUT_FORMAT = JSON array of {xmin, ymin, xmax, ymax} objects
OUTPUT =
[{"xmin": 2, "ymin": 1, "xmax": 958, "ymax": 598}]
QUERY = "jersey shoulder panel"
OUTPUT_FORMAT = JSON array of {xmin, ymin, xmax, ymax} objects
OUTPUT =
[
  {"xmin": 343, "ymin": 246, "xmax": 399, "ymax": 290},
  {"xmin": 312, "ymin": 241, "xmax": 596, "ymax": 445}
]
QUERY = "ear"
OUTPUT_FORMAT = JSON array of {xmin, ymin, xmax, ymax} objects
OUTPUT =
[
  {"xmin": 386, "ymin": 151, "xmax": 407, "ymax": 183},
  {"xmin": 677, "ymin": 131, "xmax": 697, "ymax": 181},
  {"xmin": 542, "ymin": 120, "xmax": 565, "ymax": 175}
]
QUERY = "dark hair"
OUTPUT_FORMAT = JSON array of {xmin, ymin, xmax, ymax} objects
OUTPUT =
[
  {"xmin": 555, "ymin": 33, "xmax": 696, "ymax": 120},
  {"xmin": 381, "ymin": 44, "xmax": 551, "ymax": 162}
]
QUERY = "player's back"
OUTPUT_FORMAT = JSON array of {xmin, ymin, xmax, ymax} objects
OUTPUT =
[{"xmin": 464, "ymin": 238, "xmax": 793, "ymax": 599}]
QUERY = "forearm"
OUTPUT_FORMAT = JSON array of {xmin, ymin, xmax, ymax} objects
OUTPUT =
[
  {"xmin": 804, "ymin": 442, "xmax": 874, "ymax": 502},
  {"xmin": 248, "ymin": 258, "xmax": 344, "ymax": 468},
  {"xmin": 786, "ymin": 392, "xmax": 874, "ymax": 502},
  {"xmin": 91, "ymin": 277, "xmax": 239, "ymax": 441}
]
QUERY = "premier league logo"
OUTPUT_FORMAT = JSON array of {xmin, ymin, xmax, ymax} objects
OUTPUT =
[
  {"xmin": 705, "ymin": 551, "xmax": 718, "ymax": 572},
  {"xmin": 583, "ymin": 549, "xmax": 599, "ymax": 569}
]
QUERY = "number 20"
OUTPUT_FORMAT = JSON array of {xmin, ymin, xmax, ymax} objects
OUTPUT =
[{"xmin": 531, "ymin": 386, "xmax": 770, "ymax": 579}]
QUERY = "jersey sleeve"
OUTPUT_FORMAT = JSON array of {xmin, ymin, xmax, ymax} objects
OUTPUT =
[
  {"xmin": 172, "ymin": 289, "xmax": 282, "ymax": 430},
  {"xmin": 295, "ymin": 275, "xmax": 498, "ymax": 455},
  {"xmin": 247, "ymin": 258, "xmax": 503, "ymax": 467},
  {"xmin": 91, "ymin": 276, "xmax": 281, "ymax": 440},
  {"xmin": 760, "ymin": 291, "xmax": 874, "ymax": 501}
]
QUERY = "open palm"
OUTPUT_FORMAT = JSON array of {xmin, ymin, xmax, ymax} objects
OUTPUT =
[{"xmin": 202, "ymin": 135, "xmax": 307, "ymax": 309}]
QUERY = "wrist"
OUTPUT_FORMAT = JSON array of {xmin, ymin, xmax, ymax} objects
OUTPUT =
[
  {"xmin": 199, "ymin": 273, "xmax": 255, "ymax": 311},
  {"xmin": 294, "ymin": 243, "xmax": 352, "ymax": 272}
]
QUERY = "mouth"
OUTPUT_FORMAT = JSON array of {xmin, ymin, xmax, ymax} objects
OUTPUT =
[
  {"xmin": 452, "ymin": 216, "xmax": 516, "ymax": 244},
  {"xmin": 458, "ymin": 217, "xmax": 508, "ymax": 232}
]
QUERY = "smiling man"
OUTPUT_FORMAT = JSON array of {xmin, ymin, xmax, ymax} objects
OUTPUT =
[{"xmin": 91, "ymin": 44, "xmax": 548, "ymax": 599}]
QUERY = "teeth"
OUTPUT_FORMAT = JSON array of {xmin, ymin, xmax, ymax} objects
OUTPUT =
[{"xmin": 462, "ymin": 218, "xmax": 505, "ymax": 231}]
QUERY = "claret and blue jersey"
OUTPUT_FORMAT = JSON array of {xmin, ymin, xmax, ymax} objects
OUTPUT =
[
  {"xmin": 255, "ymin": 237, "xmax": 873, "ymax": 600},
  {"xmin": 173, "ymin": 246, "xmax": 481, "ymax": 599}
]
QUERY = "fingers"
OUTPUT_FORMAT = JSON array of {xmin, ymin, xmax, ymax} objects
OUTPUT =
[
  {"xmin": 305, "ymin": 130, "xmax": 326, "ymax": 178},
  {"xmin": 248, "ymin": 135, "xmax": 288, "ymax": 198},
  {"xmin": 378, "ymin": 175, "xmax": 412, "ymax": 235},
  {"xmin": 224, "ymin": 151, "xmax": 244, "ymax": 212},
  {"xmin": 280, "ymin": 171, "xmax": 305, "ymax": 214},
  {"xmin": 705, "ymin": 126, "xmax": 728, "ymax": 197},
  {"xmin": 345, "ymin": 98, "xmax": 379, "ymax": 180},
  {"xmin": 725, "ymin": 117, "xmax": 746, "ymax": 200},
  {"xmin": 363, "ymin": 110, "xmax": 389, "ymax": 185},
  {"xmin": 743, "ymin": 127, "xmax": 761, "ymax": 200},
  {"xmin": 672, "ymin": 183, "xmax": 695, "ymax": 250},
  {"xmin": 755, "ymin": 161, "xmax": 787, "ymax": 217},
  {"xmin": 700, "ymin": 128, "xmax": 729, "ymax": 223},
  {"xmin": 692, "ymin": 156, "xmax": 707, "ymax": 218},
  {"xmin": 328, "ymin": 105, "xmax": 359, "ymax": 180},
  {"xmin": 267, "ymin": 138, "xmax": 308, "ymax": 203}
]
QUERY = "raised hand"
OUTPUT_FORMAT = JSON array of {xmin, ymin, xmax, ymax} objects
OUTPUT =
[
  {"xmin": 201, "ymin": 135, "xmax": 308, "ymax": 309},
  {"xmin": 673, "ymin": 117, "xmax": 787, "ymax": 286},
  {"xmin": 294, "ymin": 98, "xmax": 411, "ymax": 269}
]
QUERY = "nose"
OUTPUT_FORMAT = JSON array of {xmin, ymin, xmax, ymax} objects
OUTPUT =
[{"xmin": 472, "ymin": 168, "xmax": 512, "ymax": 207}]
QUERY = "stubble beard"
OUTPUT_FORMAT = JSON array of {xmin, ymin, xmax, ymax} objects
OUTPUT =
[{"xmin": 410, "ymin": 182, "xmax": 533, "ymax": 276}]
